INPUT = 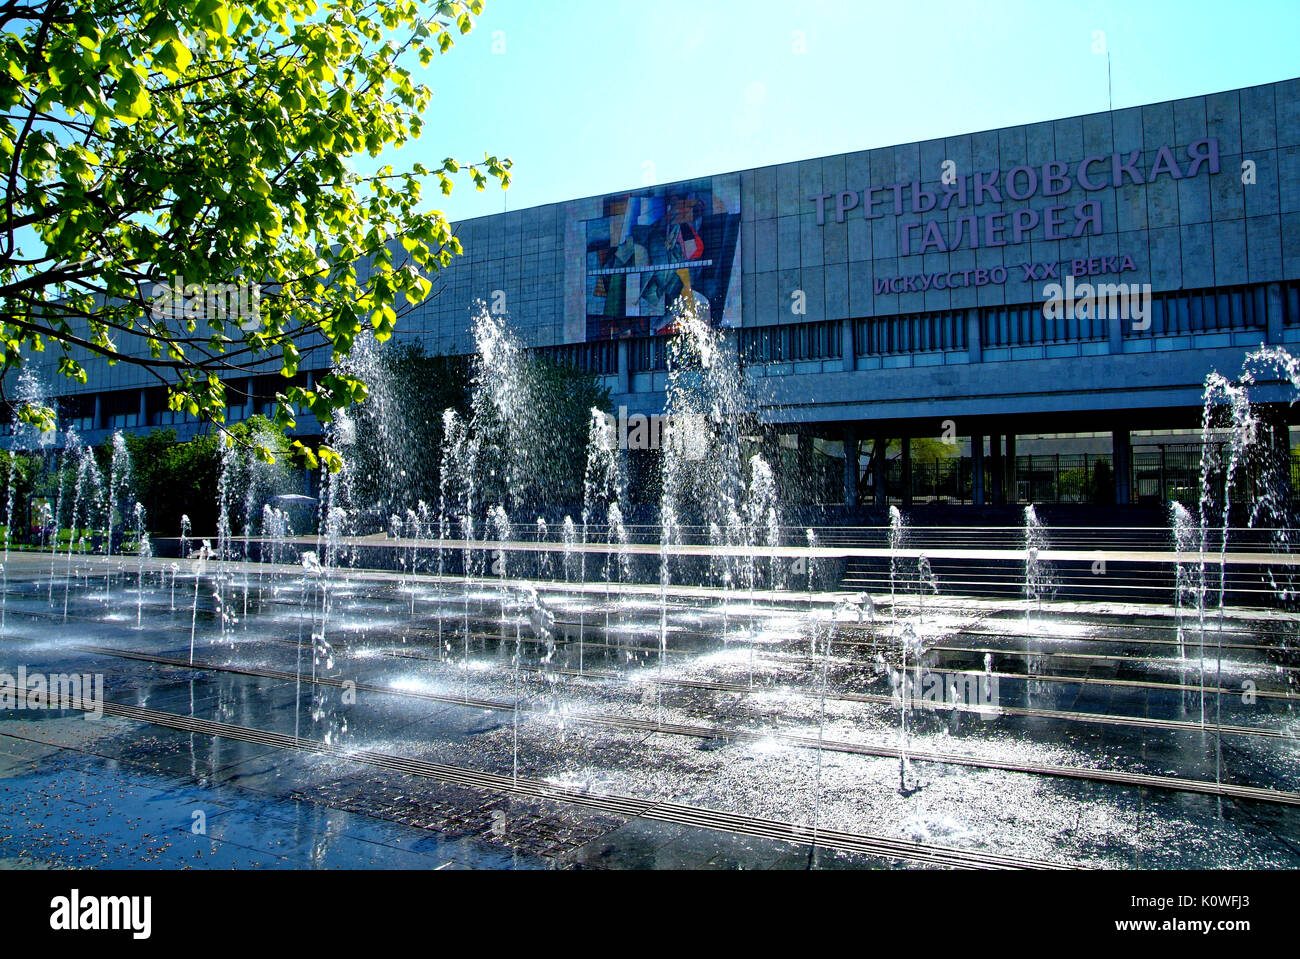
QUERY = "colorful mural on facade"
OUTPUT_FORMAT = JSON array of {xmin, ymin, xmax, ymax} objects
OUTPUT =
[{"xmin": 579, "ymin": 176, "xmax": 741, "ymax": 340}]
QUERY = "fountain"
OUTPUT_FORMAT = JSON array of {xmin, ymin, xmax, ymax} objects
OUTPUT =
[
  {"xmin": 3, "ymin": 304, "xmax": 1300, "ymax": 871},
  {"xmin": 1193, "ymin": 346, "xmax": 1300, "ymax": 805}
]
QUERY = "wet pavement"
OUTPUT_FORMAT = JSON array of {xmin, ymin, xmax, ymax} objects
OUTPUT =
[
  {"xmin": 0, "ymin": 715, "xmax": 888, "ymax": 870},
  {"xmin": 2, "ymin": 551, "xmax": 1299, "ymax": 869}
]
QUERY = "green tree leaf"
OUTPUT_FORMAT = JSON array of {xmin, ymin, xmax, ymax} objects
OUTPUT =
[{"xmin": 0, "ymin": 0, "xmax": 511, "ymax": 473}]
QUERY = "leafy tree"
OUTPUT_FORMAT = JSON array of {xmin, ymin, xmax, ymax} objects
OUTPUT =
[
  {"xmin": 907, "ymin": 437, "xmax": 959, "ymax": 463},
  {"xmin": 1057, "ymin": 466, "xmax": 1089, "ymax": 503},
  {"xmin": 526, "ymin": 355, "xmax": 613, "ymax": 509},
  {"xmin": 123, "ymin": 427, "xmax": 222, "ymax": 535},
  {"xmin": 0, "ymin": 0, "xmax": 510, "ymax": 468},
  {"xmin": 346, "ymin": 343, "xmax": 610, "ymax": 516},
  {"xmin": 0, "ymin": 449, "xmax": 43, "ymax": 542},
  {"xmin": 346, "ymin": 340, "xmax": 469, "ymax": 514},
  {"xmin": 123, "ymin": 414, "xmax": 292, "ymax": 535}
]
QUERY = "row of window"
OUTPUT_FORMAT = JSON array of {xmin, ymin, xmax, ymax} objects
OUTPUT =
[
  {"xmin": 46, "ymin": 377, "xmax": 305, "ymax": 432},
  {"xmin": 22, "ymin": 283, "xmax": 1300, "ymax": 420},
  {"xmin": 1123, "ymin": 283, "xmax": 1268, "ymax": 339},
  {"xmin": 534, "ymin": 341, "xmax": 618, "ymax": 375},
  {"xmin": 741, "ymin": 280, "xmax": 1288, "ymax": 359},
  {"xmin": 860, "ymin": 310, "xmax": 968, "ymax": 355},
  {"xmin": 629, "ymin": 335, "xmax": 670, "ymax": 373},
  {"xmin": 982, "ymin": 303, "xmax": 1106, "ymax": 348},
  {"xmin": 1286, "ymin": 280, "xmax": 1300, "ymax": 326},
  {"xmin": 741, "ymin": 321, "xmax": 843, "ymax": 364}
]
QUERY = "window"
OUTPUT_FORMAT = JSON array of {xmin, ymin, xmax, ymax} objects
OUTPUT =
[
  {"xmin": 534, "ymin": 341, "xmax": 617, "ymax": 375},
  {"xmin": 104, "ymin": 390, "xmax": 141, "ymax": 429},
  {"xmin": 741, "ymin": 321, "xmax": 842, "ymax": 363},
  {"xmin": 1285, "ymin": 280, "xmax": 1300, "ymax": 327},
  {"xmin": 628, "ymin": 336, "xmax": 669, "ymax": 372},
  {"xmin": 59, "ymin": 395, "xmax": 94, "ymax": 432},
  {"xmin": 859, "ymin": 310, "xmax": 967, "ymax": 355},
  {"xmin": 1134, "ymin": 283, "xmax": 1266, "ymax": 337}
]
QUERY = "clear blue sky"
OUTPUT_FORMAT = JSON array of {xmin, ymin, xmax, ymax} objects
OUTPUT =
[{"xmin": 390, "ymin": 0, "xmax": 1300, "ymax": 223}]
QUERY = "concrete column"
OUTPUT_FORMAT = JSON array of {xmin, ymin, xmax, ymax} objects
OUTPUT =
[
  {"xmin": 92, "ymin": 393, "xmax": 103, "ymax": 431},
  {"xmin": 1005, "ymin": 432, "xmax": 1017, "ymax": 504},
  {"xmin": 989, "ymin": 432, "xmax": 1003, "ymax": 505},
  {"xmin": 843, "ymin": 427, "xmax": 859, "ymax": 507},
  {"xmin": 617, "ymin": 339, "xmax": 630, "ymax": 394},
  {"xmin": 841, "ymin": 318, "xmax": 856, "ymax": 372},
  {"xmin": 1108, "ymin": 305, "xmax": 1125, "ymax": 354},
  {"xmin": 872, "ymin": 435, "xmax": 887, "ymax": 508},
  {"xmin": 1112, "ymin": 428, "xmax": 1132, "ymax": 505},
  {"xmin": 138, "ymin": 389, "xmax": 148, "ymax": 427},
  {"xmin": 971, "ymin": 433, "xmax": 985, "ymax": 505},
  {"xmin": 901, "ymin": 436, "xmax": 913, "ymax": 507},
  {"xmin": 966, "ymin": 307, "xmax": 982, "ymax": 363},
  {"xmin": 797, "ymin": 432, "xmax": 815, "ymax": 501},
  {"xmin": 1267, "ymin": 282, "xmax": 1284, "ymax": 344}
]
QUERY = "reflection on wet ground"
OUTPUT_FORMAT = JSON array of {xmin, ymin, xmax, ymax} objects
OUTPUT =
[{"xmin": 2, "ymin": 553, "xmax": 1298, "ymax": 869}]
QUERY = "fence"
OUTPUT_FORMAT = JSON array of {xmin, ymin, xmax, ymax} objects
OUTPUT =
[
  {"xmin": 868, "ymin": 445, "xmax": 1300, "ymax": 508},
  {"xmin": 882, "ymin": 454, "xmax": 1114, "ymax": 505}
]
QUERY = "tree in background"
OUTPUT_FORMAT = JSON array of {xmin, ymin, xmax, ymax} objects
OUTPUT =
[
  {"xmin": 345, "ymin": 340, "xmax": 470, "ymax": 515},
  {"xmin": 907, "ymin": 437, "xmax": 960, "ymax": 465},
  {"xmin": 123, "ymin": 414, "xmax": 290, "ymax": 536},
  {"xmin": 122, "ymin": 428, "xmax": 221, "ymax": 536},
  {"xmin": 527, "ymin": 355, "xmax": 613, "ymax": 508},
  {"xmin": 0, "ymin": 0, "xmax": 510, "ymax": 468},
  {"xmin": 0, "ymin": 449, "xmax": 43, "ymax": 542},
  {"xmin": 347, "ymin": 342, "xmax": 610, "ymax": 515}
]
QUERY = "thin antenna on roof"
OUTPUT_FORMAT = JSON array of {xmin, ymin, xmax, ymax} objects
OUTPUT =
[{"xmin": 1107, "ymin": 50, "xmax": 1113, "ymax": 112}]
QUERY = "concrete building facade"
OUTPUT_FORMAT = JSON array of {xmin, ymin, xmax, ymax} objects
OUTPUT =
[{"xmin": 14, "ymin": 77, "xmax": 1300, "ymax": 508}]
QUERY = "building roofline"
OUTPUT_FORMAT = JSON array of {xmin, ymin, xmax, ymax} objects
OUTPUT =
[{"xmin": 446, "ymin": 73, "xmax": 1300, "ymax": 229}]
